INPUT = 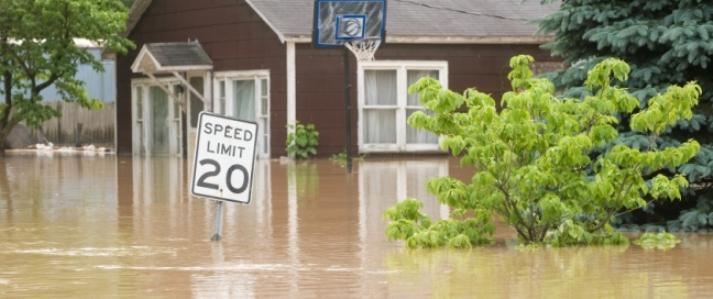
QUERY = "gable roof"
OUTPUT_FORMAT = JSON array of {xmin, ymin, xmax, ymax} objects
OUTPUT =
[
  {"xmin": 126, "ymin": 0, "xmax": 560, "ymax": 44},
  {"xmin": 247, "ymin": 0, "xmax": 560, "ymax": 44},
  {"xmin": 131, "ymin": 42, "xmax": 213, "ymax": 73},
  {"xmin": 124, "ymin": 0, "xmax": 153, "ymax": 36}
]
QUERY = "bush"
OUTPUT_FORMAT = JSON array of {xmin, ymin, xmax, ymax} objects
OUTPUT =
[
  {"xmin": 385, "ymin": 55, "xmax": 700, "ymax": 248},
  {"xmin": 329, "ymin": 150, "xmax": 365, "ymax": 167},
  {"xmin": 286, "ymin": 121, "xmax": 319, "ymax": 159}
]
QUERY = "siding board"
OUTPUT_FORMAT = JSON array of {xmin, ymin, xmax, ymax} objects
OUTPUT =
[
  {"xmin": 294, "ymin": 43, "xmax": 557, "ymax": 156},
  {"xmin": 117, "ymin": 0, "xmax": 287, "ymax": 156}
]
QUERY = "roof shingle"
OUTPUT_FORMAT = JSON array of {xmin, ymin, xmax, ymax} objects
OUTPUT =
[
  {"xmin": 247, "ymin": 0, "xmax": 560, "ymax": 41},
  {"xmin": 145, "ymin": 42, "xmax": 213, "ymax": 67}
]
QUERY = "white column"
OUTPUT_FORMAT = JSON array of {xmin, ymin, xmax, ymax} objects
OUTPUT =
[
  {"xmin": 204, "ymin": 71, "xmax": 213, "ymax": 112},
  {"xmin": 286, "ymin": 42, "xmax": 297, "ymax": 134}
]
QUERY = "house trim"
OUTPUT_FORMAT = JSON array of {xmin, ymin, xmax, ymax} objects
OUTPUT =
[
  {"xmin": 245, "ymin": 0, "xmax": 287, "ymax": 43},
  {"xmin": 286, "ymin": 42, "xmax": 296, "ymax": 136},
  {"xmin": 357, "ymin": 60, "xmax": 448, "ymax": 153},
  {"xmin": 283, "ymin": 35, "xmax": 553, "ymax": 45}
]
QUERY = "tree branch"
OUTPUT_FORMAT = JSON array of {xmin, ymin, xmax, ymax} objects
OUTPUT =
[{"xmin": 32, "ymin": 1, "xmax": 72, "ymax": 96}]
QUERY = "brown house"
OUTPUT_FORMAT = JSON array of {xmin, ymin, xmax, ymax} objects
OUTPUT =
[{"xmin": 117, "ymin": 0, "xmax": 560, "ymax": 158}]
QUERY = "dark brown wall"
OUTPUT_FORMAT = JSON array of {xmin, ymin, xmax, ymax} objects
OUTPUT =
[
  {"xmin": 116, "ymin": 0, "xmax": 287, "ymax": 156},
  {"xmin": 295, "ymin": 43, "xmax": 558, "ymax": 156}
]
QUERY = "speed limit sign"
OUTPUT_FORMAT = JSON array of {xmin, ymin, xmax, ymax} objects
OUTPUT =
[{"xmin": 191, "ymin": 112, "xmax": 258, "ymax": 204}]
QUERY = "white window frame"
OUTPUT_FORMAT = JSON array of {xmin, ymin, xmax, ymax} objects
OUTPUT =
[
  {"xmin": 357, "ymin": 60, "xmax": 448, "ymax": 153},
  {"xmin": 213, "ymin": 70, "xmax": 271, "ymax": 159},
  {"xmin": 130, "ymin": 78, "xmax": 184, "ymax": 156}
]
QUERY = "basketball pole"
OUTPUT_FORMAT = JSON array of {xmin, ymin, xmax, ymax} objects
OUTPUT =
[{"xmin": 343, "ymin": 47, "xmax": 353, "ymax": 173}]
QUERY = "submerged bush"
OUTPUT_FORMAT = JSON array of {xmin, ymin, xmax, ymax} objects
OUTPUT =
[
  {"xmin": 385, "ymin": 55, "xmax": 701, "ymax": 248},
  {"xmin": 634, "ymin": 232, "xmax": 681, "ymax": 250},
  {"xmin": 286, "ymin": 121, "xmax": 319, "ymax": 159}
]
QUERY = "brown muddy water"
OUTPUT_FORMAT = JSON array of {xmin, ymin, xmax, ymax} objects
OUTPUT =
[{"xmin": 1, "ymin": 155, "xmax": 712, "ymax": 298}]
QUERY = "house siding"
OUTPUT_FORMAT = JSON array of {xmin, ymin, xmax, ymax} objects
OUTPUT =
[
  {"xmin": 116, "ymin": 0, "xmax": 287, "ymax": 156},
  {"xmin": 118, "ymin": 1, "xmax": 558, "ymax": 157},
  {"xmin": 295, "ymin": 43, "xmax": 558, "ymax": 156}
]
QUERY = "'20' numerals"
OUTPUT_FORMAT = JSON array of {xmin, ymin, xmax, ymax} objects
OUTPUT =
[{"xmin": 196, "ymin": 159, "xmax": 249, "ymax": 193}]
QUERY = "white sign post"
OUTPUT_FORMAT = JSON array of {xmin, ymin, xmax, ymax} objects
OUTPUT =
[{"xmin": 191, "ymin": 112, "xmax": 258, "ymax": 241}]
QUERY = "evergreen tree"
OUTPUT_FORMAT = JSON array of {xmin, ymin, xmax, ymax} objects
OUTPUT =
[{"xmin": 540, "ymin": 0, "xmax": 713, "ymax": 231}]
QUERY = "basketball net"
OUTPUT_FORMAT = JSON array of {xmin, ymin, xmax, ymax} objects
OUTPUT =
[{"xmin": 345, "ymin": 39, "xmax": 381, "ymax": 61}]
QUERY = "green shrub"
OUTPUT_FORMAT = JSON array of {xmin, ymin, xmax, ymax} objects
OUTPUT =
[
  {"xmin": 634, "ymin": 232, "xmax": 681, "ymax": 250},
  {"xmin": 286, "ymin": 121, "xmax": 319, "ymax": 159},
  {"xmin": 329, "ymin": 151, "xmax": 365, "ymax": 167},
  {"xmin": 385, "ymin": 55, "xmax": 701, "ymax": 248}
]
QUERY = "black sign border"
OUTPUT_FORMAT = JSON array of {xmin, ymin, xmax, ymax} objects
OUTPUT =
[{"xmin": 190, "ymin": 111, "xmax": 259, "ymax": 204}]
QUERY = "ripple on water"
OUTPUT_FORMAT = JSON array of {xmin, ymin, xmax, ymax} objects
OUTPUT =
[{"xmin": 7, "ymin": 246, "xmax": 177, "ymax": 257}]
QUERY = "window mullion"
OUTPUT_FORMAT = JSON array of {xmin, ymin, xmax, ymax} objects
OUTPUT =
[
  {"xmin": 225, "ymin": 79, "xmax": 234, "ymax": 118},
  {"xmin": 396, "ymin": 66, "xmax": 407, "ymax": 149}
]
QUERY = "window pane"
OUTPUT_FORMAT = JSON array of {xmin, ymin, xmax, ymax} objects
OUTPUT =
[
  {"xmin": 233, "ymin": 80, "xmax": 256, "ymax": 121},
  {"xmin": 135, "ymin": 86, "xmax": 143, "ymax": 120},
  {"xmin": 263, "ymin": 134, "xmax": 269, "ymax": 155},
  {"xmin": 150, "ymin": 87, "xmax": 169, "ymax": 155},
  {"xmin": 407, "ymin": 70, "xmax": 439, "ymax": 106},
  {"xmin": 406, "ymin": 109, "xmax": 439, "ymax": 144},
  {"xmin": 364, "ymin": 109, "xmax": 396, "ymax": 144},
  {"xmin": 189, "ymin": 77, "xmax": 204, "ymax": 128},
  {"xmin": 260, "ymin": 79, "xmax": 269, "ymax": 116},
  {"xmin": 365, "ymin": 70, "xmax": 397, "ymax": 106},
  {"xmin": 173, "ymin": 86, "xmax": 180, "ymax": 119},
  {"xmin": 219, "ymin": 80, "xmax": 226, "ymax": 114},
  {"xmin": 261, "ymin": 78, "xmax": 268, "ymax": 96}
]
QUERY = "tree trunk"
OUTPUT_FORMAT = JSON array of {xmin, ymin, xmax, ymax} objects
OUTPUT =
[{"xmin": 0, "ymin": 138, "xmax": 5, "ymax": 157}]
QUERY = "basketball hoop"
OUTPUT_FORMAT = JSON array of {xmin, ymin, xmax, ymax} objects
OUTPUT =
[
  {"xmin": 345, "ymin": 39, "xmax": 381, "ymax": 61},
  {"xmin": 313, "ymin": 0, "xmax": 386, "ymax": 173}
]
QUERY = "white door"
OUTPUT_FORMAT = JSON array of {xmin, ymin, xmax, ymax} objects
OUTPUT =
[{"xmin": 131, "ymin": 82, "xmax": 183, "ymax": 156}]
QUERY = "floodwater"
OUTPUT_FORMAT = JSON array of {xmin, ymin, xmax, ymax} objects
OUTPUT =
[{"xmin": 1, "ymin": 155, "xmax": 713, "ymax": 298}]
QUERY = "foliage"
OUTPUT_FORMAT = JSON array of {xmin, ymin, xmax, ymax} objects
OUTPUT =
[
  {"xmin": 0, "ymin": 0, "xmax": 133, "ymax": 150},
  {"xmin": 385, "ymin": 55, "xmax": 700, "ymax": 247},
  {"xmin": 634, "ymin": 232, "xmax": 681, "ymax": 250},
  {"xmin": 286, "ymin": 121, "xmax": 319, "ymax": 159},
  {"xmin": 329, "ymin": 151, "xmax": 365, "ymax": 167},
  {"xmin": 539, "ymin": 0, "xmax": 713, "ymax": 232},
  {"xmin": 385, "ymin": 198, "xmax": 494, "ymax": 249}
]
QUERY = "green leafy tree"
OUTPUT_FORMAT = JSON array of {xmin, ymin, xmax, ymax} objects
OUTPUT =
[
  {"xmin": 539, "ymin": 0, "xmax": 713, "ymax": 231},
  {"xmin": 385, "ymin": 55, "xmax": 700, "ymax": 247},
  {"xmin": 0, "ymin": 0, "xmax": 133, "ymax": 153}
]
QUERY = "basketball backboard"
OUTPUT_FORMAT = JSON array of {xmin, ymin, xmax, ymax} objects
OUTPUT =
[{"xmin": 313, "ymin": 0, "xmax": 387, "ymax": 48}]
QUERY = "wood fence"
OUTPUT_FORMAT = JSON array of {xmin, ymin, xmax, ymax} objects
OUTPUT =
[{"xmin": 39, "ymin": 102, "xmax": 115, "ymax": 148}]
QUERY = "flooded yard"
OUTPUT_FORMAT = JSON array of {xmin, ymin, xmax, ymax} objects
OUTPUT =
[{"xmin": 1, "ymin": 155, "xmax": 713, "ymax": 298}]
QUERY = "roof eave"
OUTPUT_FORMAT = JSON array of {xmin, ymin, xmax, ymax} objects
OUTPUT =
[
  {"xmin": 284, "ymin": 34, "xmax": 554, "ymax": 45},
  {"xmin": 245, "ymin": 0, "xmax": 286, "ymax": 43},
  {"xmin": 124, "ymin": 0, "xmax": 153, "ymax": 37}
]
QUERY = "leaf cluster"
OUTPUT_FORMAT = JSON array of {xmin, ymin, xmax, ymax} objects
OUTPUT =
[
  {"xmin": 286, "ymin": 121, "xmax": 319, "ymax": 159},
  {"xmin": 0, "ymin": 0, "xmax": 133, "ymax": 142},
  {"xmin": 633, "ymin": 232, "xmax": 681, "ymax": 250},
  {"xmin": 385, "ymin": 198, "xmax": 494, "ymax": 249},
  {"xmin": 386, "ymin": 55, "xmax": 701, "ymax": 247}
]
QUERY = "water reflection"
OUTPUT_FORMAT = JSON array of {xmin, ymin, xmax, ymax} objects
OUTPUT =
[
  {"xmin": 1, "ymin": 155, "xmax": 712, "ymax": 298},
  {"xmin": 385, "ymin": 243, "xmax": 713, "ymax": 298}
]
